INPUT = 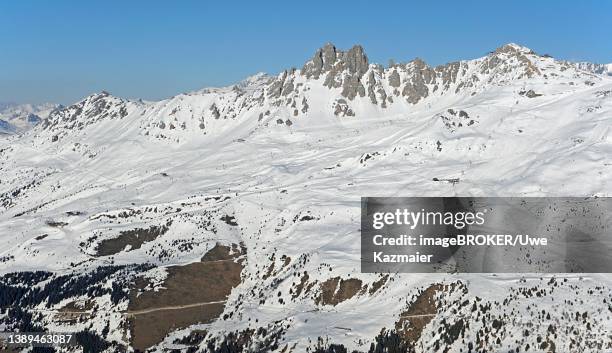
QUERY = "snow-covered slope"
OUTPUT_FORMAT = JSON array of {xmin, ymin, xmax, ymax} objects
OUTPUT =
[
  {"xmin": 0, "ymin": 102, "xmax": 61, "ymax": 135},
  {"xmin": 0, "ymin": 43, "xmax": 611, "ymax": 352}
]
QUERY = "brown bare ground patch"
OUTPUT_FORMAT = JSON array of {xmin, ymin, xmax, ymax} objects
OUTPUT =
[
  {"xmin": 201, "ymin": 243, "xmax": 241, "ymax": 262},
  {"xmin": 96, "ymin": 221, "xmax": 172, "ymax": 256},
  {"xmin": 262, "ymin": 254, "xmax": 291, "ymax": 281},
  {"xmin": 369, "ymin": 275, "xmax": 389, "ymax": 295},
  {"xmin": 292, "ymin": 272, "xmax": 310, "ymax": 299},
  {"xmin": 395, "ymin": 283, "xmax": 444, "ymax": 345},
  {"xmin": 316, "ymin": 277, "xmax": 363, "ymax": 306},
  {"xmin": 54, "ymin": 300, "xmax": 96, "ymax": 323},
  {"xmin": 281, "ymin": 255, "xmax": 291, "ymax": 267},
  {"xmin": 128, "ymin": 243, "xmax": 244, "ymax": 352},
  {"xmin": 130, "ymin": 303, "xmax": 224, "ymax": 352}
]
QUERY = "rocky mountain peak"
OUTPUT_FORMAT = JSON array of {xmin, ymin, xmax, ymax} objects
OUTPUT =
[
  {"xmin": 296, "ymin": 43, "xmax": 370, "ymax": 102},
  {"xmin": 236, "ymin": 72, "xmax": 272, "ymax": 89},
  {"xmin": 41, "ymin": 90, "xmax": 128, "ymax": 140},
  {"xmin": 301, "ymin": 43, "xmax": 336, "ymax": 79},
  {"xmin": 302, "ymin": 43, "xmax": 368, "ymax": 79},
  {"xmin": 482, "ymin": 42, "xmax": 541, "ymax": 79},
  {"xmin": 343, "ymin": 45, "xmax": 369, "ymax": 76},
  {"xmin": 494, "ymin": 43, "xmax": 535, "ymax": 55}
]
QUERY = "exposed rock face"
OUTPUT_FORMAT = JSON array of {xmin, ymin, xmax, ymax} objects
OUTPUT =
[
  {"xmin": 367, "ymin": 67, "xmax": 389, "ymax": 107},
  {"xmin": 209, "ymin": 103, "xmax": 221, "ymax": 119},
  {"xmin": 302, "ymin": 43, "xmax": 369, "ymax": 101},
  {"xmin": 341, "ymin": 75, "xmax": 366, "ymax": 100},
  {"xmin": 437, "ymin": 61, "xmax": 462, "ymax": 91},
  {"xmin": 268, "ymin": 71, "xmax": 294, "ymax": 99},
  {"xmin": 343, "ymin": 45, "xmax": 369, "ymax": 76},
  {"xmin": 401, "ymin": 58, "xmax": 436, "ymax": 103},
  {"xmin": 301, "ymin": 43, "xmax": 338, "ymax": 79},
  {"xmin": 297, "ymin": 42, "xmax": 554, "ymax": 111},
  {"xmin": 367, "ymin": 71, "xmax": 378, "ymax": 104},
  {"xmin": 230, "ymin": 42, "xmax": 594, "ymax": 121},
  {"xmin": 281, "ymin": 77, "xmax": 295, "ymax": 96},
  {"xmin": 520, "ymin": 89, "xmax": 542, "ymax": 98},
  {"xmin": 333, "ymin": 99, "xmax": 355, "ymax": 117},
  {"xmin": 484, "ymin": 43, "xmax": 541, "ymax": 79},
  {"xmin": 388, "ymin": 69, "xmax": 401, "ymax": 88}
]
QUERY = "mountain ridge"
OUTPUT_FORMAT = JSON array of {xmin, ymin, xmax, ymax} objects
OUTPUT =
[{"xmin": 22, "ymin": 42, "xmax": 610, "ymax": 147}]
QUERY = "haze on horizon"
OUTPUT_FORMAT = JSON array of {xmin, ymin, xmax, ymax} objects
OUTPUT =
[{"xmin": 1, "ymin": 0, "xmax": 610, "ymax": 105}]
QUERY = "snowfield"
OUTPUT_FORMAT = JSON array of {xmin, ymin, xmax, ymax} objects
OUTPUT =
[{"xmin": 0, "ymin": 43, "xmax": 611, "ymax": 352}]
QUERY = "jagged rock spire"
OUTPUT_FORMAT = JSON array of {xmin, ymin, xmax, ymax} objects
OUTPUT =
[
  {"xmin": 302, "ymin": 43, "xmax": 369, "ymax": 79},
  {"xmin": 300, "ymin": 43, "xmax": 370, "ymax": 101},
  {"xmin": 301, "ymin": 43, "xmax": 337, "ymax": 79},
  {"xmin": 343, "ymin": 45, "xmax": 368, "ymax": 76}
]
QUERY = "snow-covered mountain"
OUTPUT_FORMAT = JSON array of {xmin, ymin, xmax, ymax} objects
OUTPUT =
[
  {"xmin": 573, "ymin": 61, "xmax": 612, "ymax": 76},
  {"xmin": 1, "ymin": 43, "xmax": 611, "ymax": 352},
  {"xmin": 0, "ymin": 102, "xmax": 61, "ymax": 135}
]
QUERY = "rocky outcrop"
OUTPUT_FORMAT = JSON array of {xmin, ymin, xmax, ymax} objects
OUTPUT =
[
  {"xmin": 401, "ymin": 58, "xmax": 436, "ymax": 103},
  {"xmin": 388, "ymin": 69, "xmax": 401, "ymax": 88},
  {"xmin": 302, "ymin": 43, "xmax": 369, "ymax": 101},
  {"xmin": 268, "ymin": 70, "xmax": 296, "ymax": 99},
  {"xmin": 333, "ymin": 99, "xmax": 355, "ymax": 117},
  {"xmin": 41, "ymin": 91, "xmax": 128, "ymax": 139},
  {"xmin": 483, "ymin": 43, "xmax": 541, "ymax": 79},
  {"xmin": 301, "ymin": 43, "xmax": 339, "ymax": 80},
  {"xmin": 316, "ymin": 276, "xmax": 364, "ymax": 306}
]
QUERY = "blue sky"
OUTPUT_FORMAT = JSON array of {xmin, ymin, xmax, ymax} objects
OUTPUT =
[{"xmin": 1, "ymin": 0, "xmax": 610, "ymax": 104}]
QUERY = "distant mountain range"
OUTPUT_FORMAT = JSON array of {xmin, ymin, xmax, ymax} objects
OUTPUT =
[{"xmin": 0, "ymin": 102, "xmax": 62, "ymax": 135}]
